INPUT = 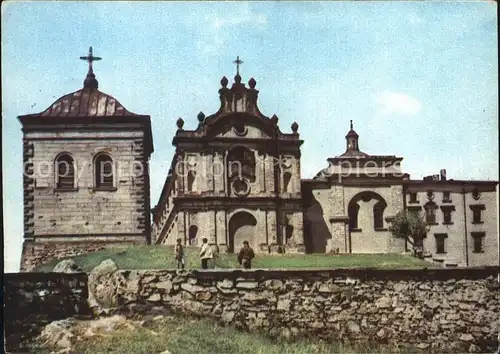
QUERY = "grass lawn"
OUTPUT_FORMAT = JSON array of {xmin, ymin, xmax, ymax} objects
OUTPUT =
[
  {"xmin": 35, "ymin": 245, "xmax": 432, "ymax": 272},
  {"xmin": 28, "ymin": 315, "xmax": 413, "ymax": 354}
]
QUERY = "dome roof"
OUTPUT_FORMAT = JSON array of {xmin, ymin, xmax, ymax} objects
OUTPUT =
[
  {"xmin": 25, "ymin": 87, "xmax": 139, "ymax": 118},
  {"xmin": 337, "ymin": 149, "xmax": 369, "ymax": 158}
]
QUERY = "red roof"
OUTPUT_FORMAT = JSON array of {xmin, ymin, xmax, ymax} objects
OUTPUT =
[{"xmin": 21, "ymin": 87, "xmax": 139, "ymax": 118}]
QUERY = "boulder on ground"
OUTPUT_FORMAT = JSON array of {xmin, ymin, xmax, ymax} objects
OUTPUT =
[
  {"xmin": 52, "ymin": 259, "xmax": 83, "ymax": 273},
  {"xmin": 39, "ymin": 318, "xmax": 76, "ymax": 352},
  {"xmin": 87, "ymin": 259, "xmax": 119, "ymax": 314}
]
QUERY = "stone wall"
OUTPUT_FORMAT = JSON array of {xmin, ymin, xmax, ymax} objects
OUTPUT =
[
  {"xmin": 21, "ymin": 123, "xmax": 152, "ymax": 273},
  {"xmin": 3, "ymin": 272, "xmax": 90, "ymax": 352},
  {"xmin": 5, "ymin": 267, "xmax": 498, "ymax": 353},
  {"xmin": 94, "ymin": 266, "xmax": 499, "ymax": 353},
  {"xmin": 26, "ymin": 136, "xmax": 150, "ymax": 237}
]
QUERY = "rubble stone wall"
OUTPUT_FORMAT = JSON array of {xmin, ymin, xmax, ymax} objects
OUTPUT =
[
  {"xmin": 98, "ymin": 267, "xmax": 499, "ymax": 353},
  {"xmin": 3, "ymin": 272, "xmax": 89, "ymax": 352},
  {"xmin": 4, "ymin": 267, "xmax": 499, "ymax": 353}
]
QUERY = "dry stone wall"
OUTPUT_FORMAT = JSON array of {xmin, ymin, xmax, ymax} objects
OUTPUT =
[
  {"xmin": 95, "ymin": 267, "xmax": 499, "ymax": 353},
  {"xmin": 3, "ymin": 272, "xmax": 90, "ymax": 352},
  {"xmin": 4, "ymin": 267, "xmax": 499, "ymax": 353}
]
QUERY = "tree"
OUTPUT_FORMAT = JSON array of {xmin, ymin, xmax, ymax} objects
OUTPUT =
[{"xmin": 389, "ymin": 210, "xmax": 430, "ymax": 257}]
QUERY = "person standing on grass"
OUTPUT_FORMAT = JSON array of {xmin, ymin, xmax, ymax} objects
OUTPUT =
[
  {"xmin": 237, "ymin": 241, "xmax": 255, "ymax": 269},
  {"xmin": 199, "ymin": 238, "xmax": 213, "ymax": 269},
  {"xmin": 175, "ymin": 238, "xmax": 185, "ymax": 270}
]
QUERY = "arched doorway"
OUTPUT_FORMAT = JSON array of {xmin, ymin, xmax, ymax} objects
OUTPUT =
[
  {"xmin": 188, "ymin": 225, "xmax": 198, "ymax": 245},
  {"xmin": 228, "ymin": 211, "xmax": 257, "ymax": 253},
  {"xmin": 347, "ymin": 191, "xmax": 388, "ymax": 253}
]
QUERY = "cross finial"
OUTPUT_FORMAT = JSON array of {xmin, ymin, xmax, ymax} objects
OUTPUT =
[
  {"xmin": 233, "ymin": 56, "xmax": 243, "ymax": 75},
  {"xmin": 79, "ymin": 46, "xmax": 102, "ymax": 73},
  {"xmin": 350, "ymin": 120, "xmax": 353, "ymax": 130}
]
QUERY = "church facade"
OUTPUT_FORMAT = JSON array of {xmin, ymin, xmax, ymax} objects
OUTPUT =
[
  {"xmin": 152, "ymin": 72, "xmax": 305, "ymax": 254},
  {"xmin": 17, "ymin": 50, "xmax": 498, "ymax": 271},
  {"xmin": 153, "ymin": 68, "xmax": 499, "ymax": 267}
]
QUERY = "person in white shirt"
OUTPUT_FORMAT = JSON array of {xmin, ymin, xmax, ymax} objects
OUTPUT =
[{"xmin": 199, "ymin": 238, "xmax": 213, "ymax": 269}]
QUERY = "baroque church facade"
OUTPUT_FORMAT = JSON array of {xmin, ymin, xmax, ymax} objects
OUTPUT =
[
  {"xmin": 17, "ymin": 49, "xmax": 499, "ymax": 271},
  {"xmin": 152, "ymin": 70, "xmax": 305, "ymax": 254}
]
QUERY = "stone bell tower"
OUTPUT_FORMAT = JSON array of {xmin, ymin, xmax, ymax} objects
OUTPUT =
[{"xmin": 18, "ymin": 47, "xmax": 154, "ymax": 271}]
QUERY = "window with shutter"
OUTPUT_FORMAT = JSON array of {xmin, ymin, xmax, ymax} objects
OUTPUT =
[
  {"xmin": 95, "ymin": 154, "xmax": 114, "ymax": 188},
  {"xmin": 56, "ymin": 154, "xmax": 75, "ymax": 189}
]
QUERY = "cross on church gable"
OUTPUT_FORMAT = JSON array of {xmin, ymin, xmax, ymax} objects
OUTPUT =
[{"xmin": 233, "ymin": 56, "xmax": 243, "ymax": 75}]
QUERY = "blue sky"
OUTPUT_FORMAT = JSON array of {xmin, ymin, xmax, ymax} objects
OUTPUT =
[{"xmin": 2, "ymin": 1, "xmax": 498, "ymax": 272}]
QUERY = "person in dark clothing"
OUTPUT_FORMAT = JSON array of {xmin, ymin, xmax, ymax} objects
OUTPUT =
[
  {"xmin": 237, "ymin": 241, "xmax": 255, "ymax": 269},
  {"xmin": 175, "ymin": 238, "xmax": 185, "ymax": 270}
]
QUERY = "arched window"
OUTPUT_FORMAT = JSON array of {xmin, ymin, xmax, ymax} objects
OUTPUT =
[
  {"xmin": 347, "ymin": 191, "xmax": 387, "ymax": 232},
  {"xmin": 283, "ymin": 172, "xmax": 292, "ymax": 193},
  {"xmin": 227, "ymin": 146, "xmax": 256, "ymax": 182},
  {"xmin": 55, "ymin": 154, "xmax": 75, "ymax": 189},
  {"xmin": 373, "ymin": 201, "xmax": 385, "ymax": 229},
  {"xmin": 94, "ymin": 153, "xmax": 114, "ymax": 188},
  {"xmin": 187, "ymin": 170, "xmax": 196, "ymax": 192}
]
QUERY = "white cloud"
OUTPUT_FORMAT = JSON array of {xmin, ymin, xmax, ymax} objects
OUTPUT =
[
  {"xmin": 373, "ymin": 91, "xmax": 422, "ymax": 116},
  {"xmin": 196, "ymin": 4, "xmax": 268, "ymax": 55}
]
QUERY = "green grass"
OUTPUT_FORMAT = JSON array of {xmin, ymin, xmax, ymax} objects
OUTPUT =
[
  {"xmin": 35, "ymin": 245, "xmax": 432, "ymax": 272},
  {"xmin": 28, "ymin": 315, "xmax": 416, "ymax": 354}
]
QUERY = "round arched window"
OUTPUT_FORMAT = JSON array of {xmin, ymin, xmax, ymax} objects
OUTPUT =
[
  {"xmin": 233, "ymin": 122, "xmax": 247, "ymax": 136},
  {"xmin": 232, "ymin": 178, "xmax": 250, "ymax": 197}
]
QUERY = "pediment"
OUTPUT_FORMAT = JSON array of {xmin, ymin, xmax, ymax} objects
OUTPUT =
[{"xmin": 205, "ymin": 113, "xmax": 276, "ymax": 139}]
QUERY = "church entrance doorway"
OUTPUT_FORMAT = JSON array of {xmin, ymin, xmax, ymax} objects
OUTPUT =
[{"xmin": 228, "ymin": 211, "xmax": 257, "ymax": 253}]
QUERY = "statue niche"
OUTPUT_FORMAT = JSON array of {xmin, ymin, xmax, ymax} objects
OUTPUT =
[{"xmin": 227, "ymin": 146, "xmax": 256, "ymax": 197}]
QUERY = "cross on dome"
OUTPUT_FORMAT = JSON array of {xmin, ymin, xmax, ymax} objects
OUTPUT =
[
  {"xmin": 80, "ymin": 46, "xmax": 102, "ymax": 73},
  {"xmin": 79, "ymin": 46, "xmax": 102, "ymax": 89}
]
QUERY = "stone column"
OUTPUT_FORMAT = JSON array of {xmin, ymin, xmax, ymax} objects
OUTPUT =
[
  {"xmin": 266, "ymin": 210, "xmax": 277, "ymax": 250},
  {"xmin": 257, "ymin": 152, "xmax": 266, "ymax": 193},
  {"xmin": 213, "ymin": 151, "xmax": 225, "ymax": 195},
  {"xmin": 207, "ymin": 211, "xmax": 216, "ymax": 245},
  {"xmin": 286, "ymin": 211, "xmax": 305, "ymax": 253},
  {"xmin": 265, "ymin": 155, "xmax": 275, "ymax": 195},
  {"xmin": 216, "ymin": 210, "xmax": 228, "ymax": 253},
  {"xmin": 254, "ymin": 210, "xmax": 267, "ymax": 251},
  {"xmin": 178, "ymin": 211, "xmax": 186, "ymax": 244},
  {"xmin": 294, "ymin": 157, "xmax": 301, "ymax": 196}
]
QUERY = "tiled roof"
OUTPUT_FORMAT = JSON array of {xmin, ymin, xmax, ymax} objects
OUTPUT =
[{"xmin": 23, "ymin": 88, "xmax": 139, "ymax": 118}]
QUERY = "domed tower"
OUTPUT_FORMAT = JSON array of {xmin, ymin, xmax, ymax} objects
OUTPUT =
[
  {"xmin": 153, "ymin": 57, "xmax": 305, "ymax": 254},
  {"xmin": 18, "ymin": 47, "xmax": 154, "ymax": 271}
]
